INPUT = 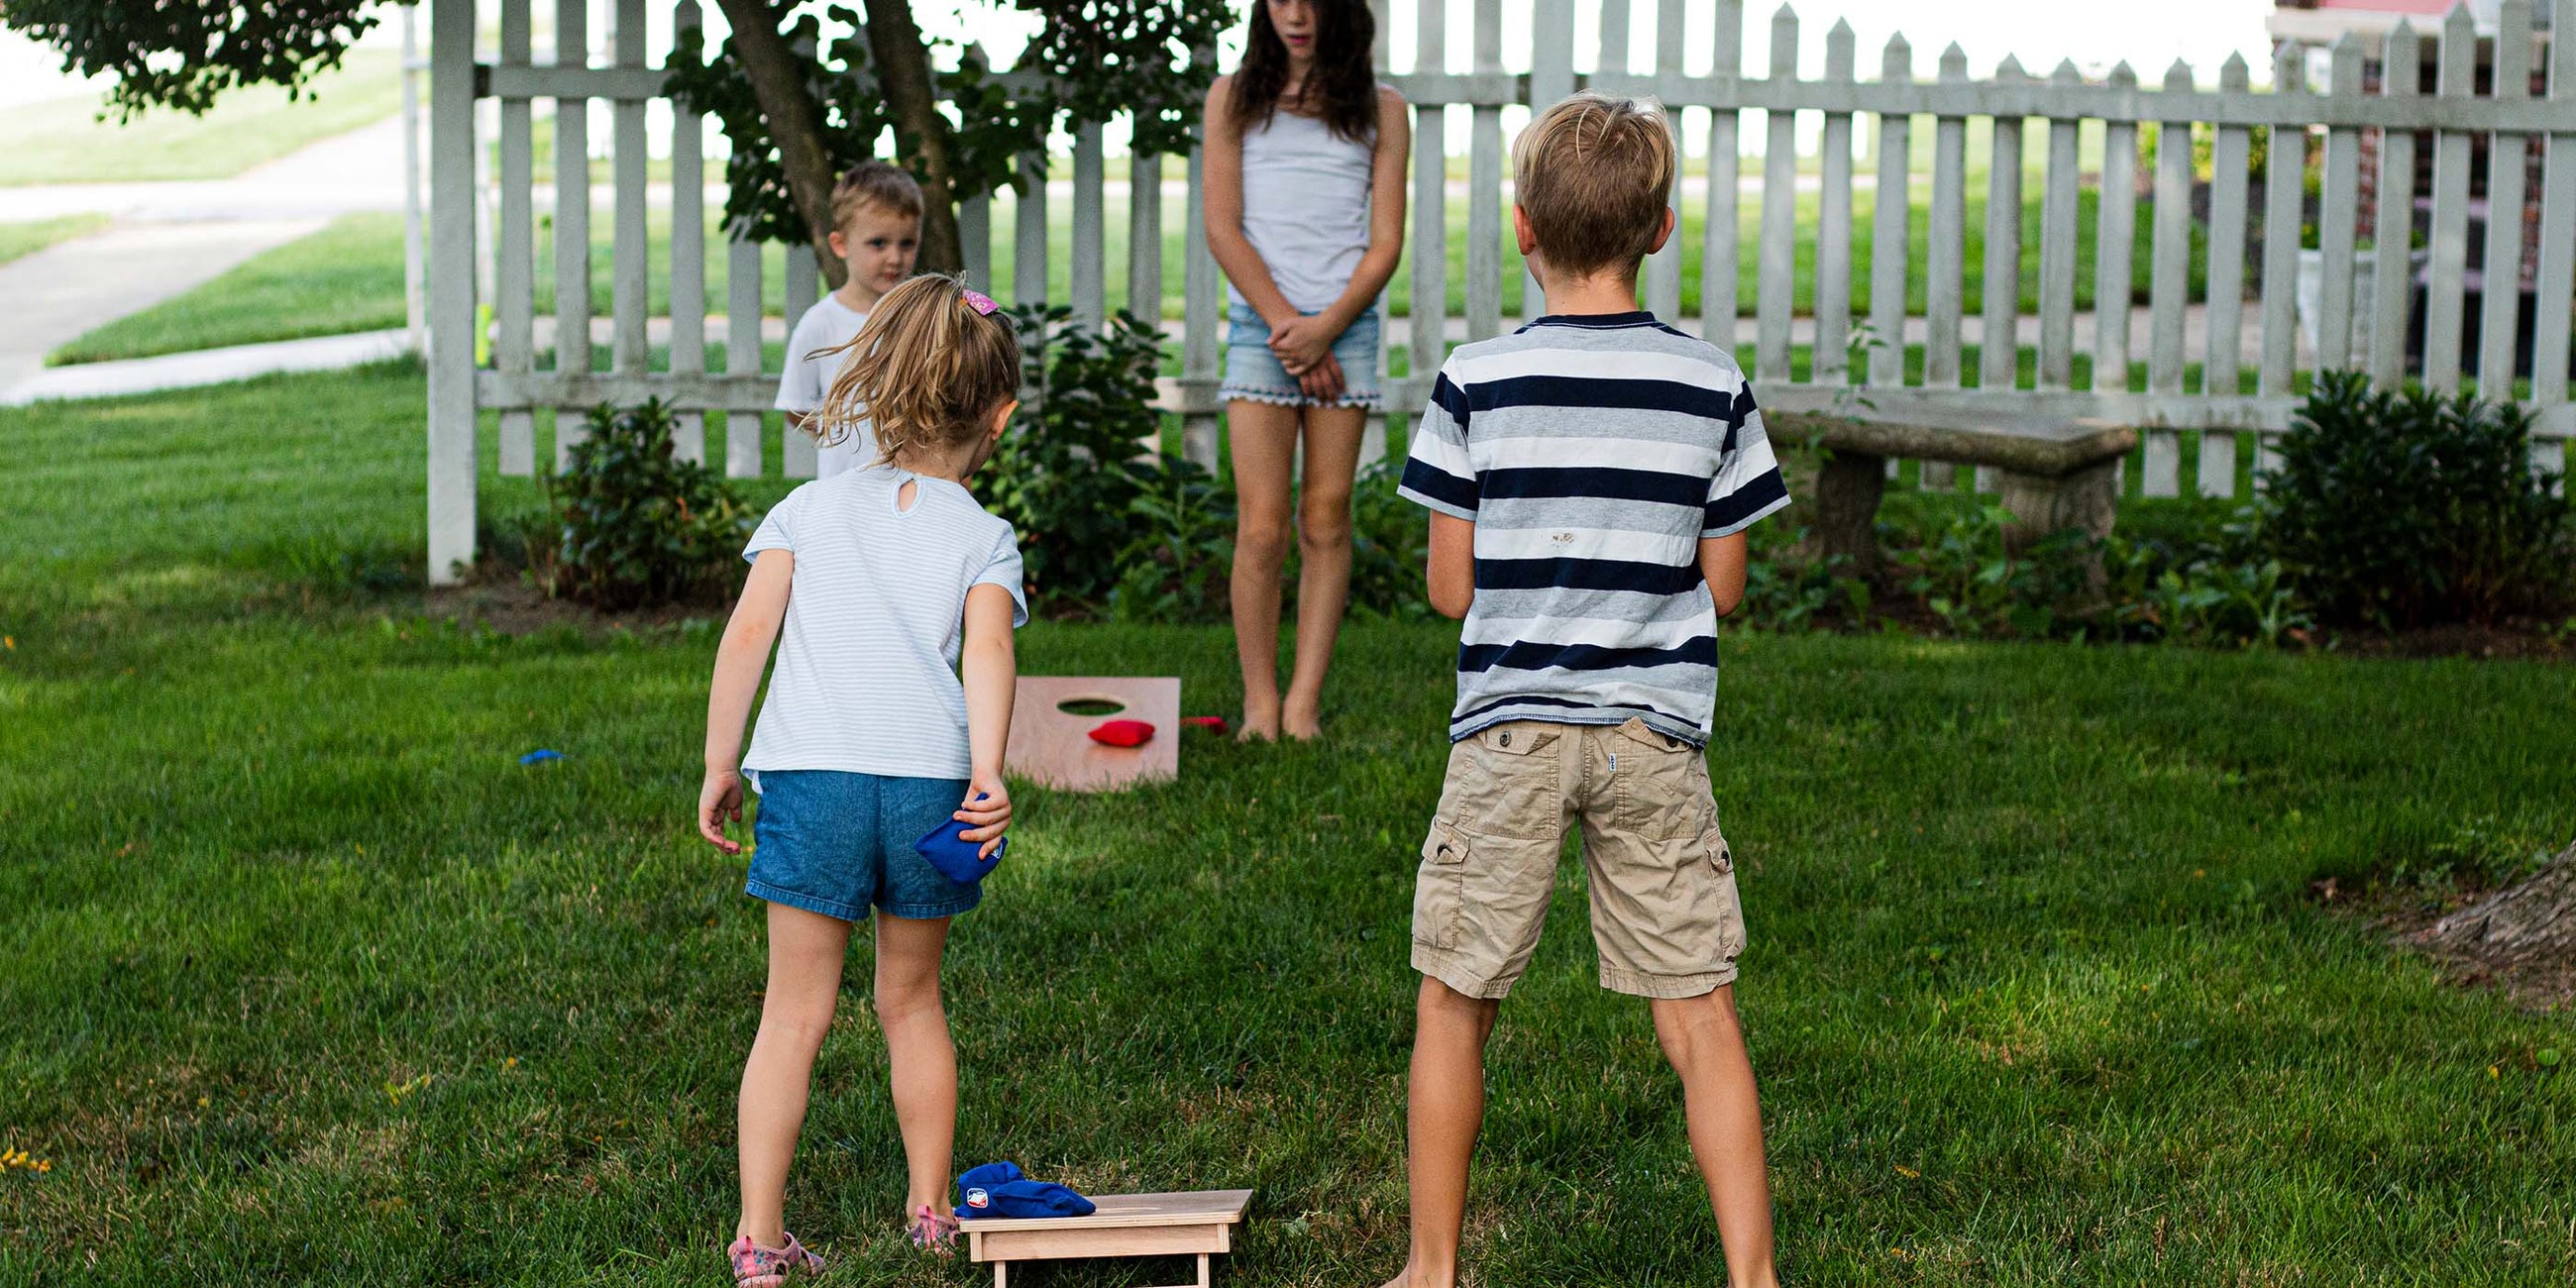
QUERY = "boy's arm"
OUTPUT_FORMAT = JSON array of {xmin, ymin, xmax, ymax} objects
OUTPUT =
[
  {"xmin": 1427, "ymin": 512, "xmax": 1477, "ymax": 619},
  {"xmin": 698, "ymin": 549, "xmax": 794, "ymax": 852},
  {"xmin": 955, "ymin": 582, "xmax": 1019, "ymax": 857},
  {"xmin": 1699, "ymin": 532, "xmax": 1749, "ymax": 618}
]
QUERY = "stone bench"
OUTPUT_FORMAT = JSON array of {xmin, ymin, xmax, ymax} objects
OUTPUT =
[
  {"xmin": 1776, "ymin": 411, "xmax": 2141, "ymax": 573},
  {"xmin": 965, "ymin": 1189, "xmax": 1252, "ymax": 1288}
]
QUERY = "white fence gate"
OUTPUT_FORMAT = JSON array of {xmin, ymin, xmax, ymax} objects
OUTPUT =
[{"xmin": 424, "ymin": 0, "xmax": 2576, "ymax": 584}]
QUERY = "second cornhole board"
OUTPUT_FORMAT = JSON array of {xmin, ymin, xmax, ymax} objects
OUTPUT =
[
  {"xmin": 966, "ymin": 1189, "xmax": 1252, "ymax": 1288},
  {"xmin": 1006, "ymin": 677, "xmax": 1181, "ymax": 792}
]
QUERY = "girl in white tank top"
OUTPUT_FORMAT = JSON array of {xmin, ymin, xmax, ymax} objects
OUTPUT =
[{"xmin": 1203, "ymin": 0, "xmax": 1411, "ymax": 742}]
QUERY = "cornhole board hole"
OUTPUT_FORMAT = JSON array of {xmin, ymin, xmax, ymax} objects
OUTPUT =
[
  {"xmin": 1006, "ymin": 677, "xmax": 1181, "ymax": 792},
  {"xmin": 967, "ymin": 1189, "xmax": 1252, "ymax": 1288}
]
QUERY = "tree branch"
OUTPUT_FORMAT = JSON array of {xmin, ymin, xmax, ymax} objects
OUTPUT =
[
  {"xmin": 711, "ymin": 0, "xmax": 844, "ymax": 288},
  {"xmin": 861, "ymin": 0, "xmax": 963, "ymax": 273}
]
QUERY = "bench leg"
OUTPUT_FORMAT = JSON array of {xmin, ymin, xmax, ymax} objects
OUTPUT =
[
  {"xmin": 1813, "ymin": 449, "xmax": 1886, "ymax": 575},
  {"xmin": 1995, "ymin": 460, "xmax": 2118, "ymax": 555},
  {"xmin": 1200, "ymin": 1252, "xmax": 1213, "ymax": 1288},
  {"xmin": 993, "ymin": 1259, "xmax": 1006, "ymax": 1288}
]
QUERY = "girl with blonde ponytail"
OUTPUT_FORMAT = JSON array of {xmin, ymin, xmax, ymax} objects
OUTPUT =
[{"xmin": 697, "ymin": 273, "xmax": 1028, "ymax": 1275}]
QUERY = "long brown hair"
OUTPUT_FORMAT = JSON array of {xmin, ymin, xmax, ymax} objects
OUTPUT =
[
  {"xmin": 1230, "ymin": 0, "xmax": 1377, "ymax": 144},
  {"xmin": 811, "ymin": 273, "xmax": 1020, "ymax": 467}
]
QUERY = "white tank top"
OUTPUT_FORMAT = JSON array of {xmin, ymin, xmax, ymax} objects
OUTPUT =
[{"xmin": 1229, "ymin": 107, "xmax": 1376, "ymax": 314}]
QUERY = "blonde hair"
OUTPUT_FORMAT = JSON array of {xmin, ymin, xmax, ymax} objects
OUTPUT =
[
  {"xmin": 830, "ymin": 161, "xmax": 925, "ymax": 231},
  {"xmin": 812, "ymin": 273, "xmax": 1020, "ymax": 466},
  {"xmin": 1512, "ymin": 92, "xmax": 1677, "ymax": 281}
]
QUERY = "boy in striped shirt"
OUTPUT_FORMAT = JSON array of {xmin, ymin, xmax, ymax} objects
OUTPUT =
[{"xmin": 1385, "ymin": 93, "xmax": 1786, "ymax": 1288}]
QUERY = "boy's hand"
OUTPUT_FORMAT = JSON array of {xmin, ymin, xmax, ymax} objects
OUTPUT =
[
  {"xmin": 698, "ymin": 768, "xmax": 746, "ymax": 853},
  {"xmin": 955, "ymin": 776, "xmax": 1013, "ymax": 859},
  {"xmin": 1267, "ymin": 314, "xmax": 1338, "ymax": 375}
]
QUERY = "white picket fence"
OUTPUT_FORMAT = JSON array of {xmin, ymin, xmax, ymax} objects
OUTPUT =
[{"xmin": 422, "ymin": 0, "xmax": 2576, "ymax": 584}]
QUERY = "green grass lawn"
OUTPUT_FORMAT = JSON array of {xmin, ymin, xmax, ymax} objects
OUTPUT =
[
  {"xmin": 2, "ymin": 368, "xmax": 2571, "ymax": 1284},
  {"xmin": 49, "ymin": 215, "xmax": 412, "ymax": 365},
  {"xmin": 0, "ymin": 214, "xmax": 109, "ymax": 267},
  {"xmin": 0, "ymin": 53, "xmax": 401, "ymax": 186}
]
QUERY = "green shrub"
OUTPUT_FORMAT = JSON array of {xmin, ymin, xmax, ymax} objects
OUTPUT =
[
  {"xmin": 978, "ymin": 305, "xmax": 1170, "ymax": 614},
  {"xmin": 1110, "ymin": 452, "xmax": 1235, "ymax": 624},
  {"xmin": 540, "ymin": 398, "xmax": 753, "ymax": 610},
  {"xmin": 2258, "ymin": 371, "xmax": 2573, "ymax": 629},
  {"xmin": 1347, "ymin": 457, "xmax": 1436, "ymax": 621}
]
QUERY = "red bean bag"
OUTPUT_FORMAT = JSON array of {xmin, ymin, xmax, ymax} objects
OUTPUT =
[{"xmin": 1088, "ymin": 718, "xmax": 1156, "ymax": 748}]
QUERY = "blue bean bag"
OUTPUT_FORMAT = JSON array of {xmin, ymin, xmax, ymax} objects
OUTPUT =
[
  {"xmin": 914, "ymin": 818, "xmax": 1008, "ymax": 885},
  {"xmin": 956, "ymin": 1161, "xmax": 1097, "ymax": 1220}
]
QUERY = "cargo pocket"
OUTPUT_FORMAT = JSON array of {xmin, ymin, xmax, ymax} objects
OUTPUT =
[
  {"xmin": 1611, "ymin": 721, "xmax": 1708, "ymax": 840},
  {"xmin": 1455, "ymin": 724, "xmax": 1562, "ymax": 841},
  {"xmin": 1412, "ymin": 823, "xmax": 1471, "ymax": 952},
  {"xmin": 1706, "ymin": 821, "xmax": 1747, "ymax": 958}
]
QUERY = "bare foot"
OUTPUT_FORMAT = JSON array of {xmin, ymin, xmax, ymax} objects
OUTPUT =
[
  {"xmin": 1239, "ymin": 692, "xmax": 1282, "ymax": 742},
  {"xmin": 1283, "ymin": 699, "xmax": 1324, "ymax": 741}
]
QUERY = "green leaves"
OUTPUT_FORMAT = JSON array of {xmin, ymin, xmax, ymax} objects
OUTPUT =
[
  {"xmin": 2258, "ymin": 370, "xmax": 2574, "ymax": 630},
  {"xmin": 541, "ymin": 399, "xmax": 753, "ymax": 611},
  {"xmin": 2, "ymin": 0, "xmax": 377, "ymax": 121},
  {"xmin": 666, "ymin": 0, "xmax": 1229, "ymax": 247}
]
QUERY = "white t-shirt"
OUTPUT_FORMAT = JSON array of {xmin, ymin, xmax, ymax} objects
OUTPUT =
[
  {"xmin": 777, "ymin": 294, "xmax": 875, "ymax": 479},
  {"xmin": 740, "ymin": 467, "xmax": 1028, "ymax": 784}
]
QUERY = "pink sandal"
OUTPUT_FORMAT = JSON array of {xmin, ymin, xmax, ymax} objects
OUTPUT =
[
  {"xmin": 909, "ymin": 1205, "xmax": 961, "ymax": 1256},
  {"xmin": 727, "ymin": 1232, "xmax": 825, "ymax": 1286}
]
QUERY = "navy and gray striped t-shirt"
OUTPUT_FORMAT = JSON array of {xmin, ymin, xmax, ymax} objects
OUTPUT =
[{"xmin": 1398, "ymin": 312, "xmax": 1790, "ymax": 746}]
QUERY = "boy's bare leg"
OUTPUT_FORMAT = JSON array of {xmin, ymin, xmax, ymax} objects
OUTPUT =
[
  {"xmin": 1383, "ymin": 975, "xmax": 1502, "ymax": 1288},
  {"xmin": 738, "ymin": 903, "xmax": 855, "ymax": 1246},
  {"xmin": 1650, "ymin": 986, "xmax": 1779, "ymax": 1288},
  {"xmin": 1283, "ymin": 404, "xmax": 1366, "ymax": 739},
  {"xmin": 874, "ymin": 912, "xmax": 957, "ymax": 1223},
  {"xmin": 1228, "ymin": 399, "xmax": 1304, "ymax": 741}
]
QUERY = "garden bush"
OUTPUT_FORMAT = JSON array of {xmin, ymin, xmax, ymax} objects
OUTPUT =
[
  {"xmin": 536, "ymin": 398, "xmax": 754, "ymax": 609},
  {"xmin": 2259, "ymin": 371, "xmax": 2573, "ymax": 629},
  {"xmin": 978, "ymin": 304, "xmax": 1172, "ymax": 614},
  {"xmin": 981, "ymin": 305, "xmax": 1437, "ymax": 624}
]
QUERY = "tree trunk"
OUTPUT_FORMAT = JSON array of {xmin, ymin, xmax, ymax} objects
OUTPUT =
[
  {"xmin": 861, "ymin": 0, "xmax": 963, "ymax": 273},
  {"xmin": 713, "ymin": 0, "xmax": 845, "ymax": 289},
  {"xmin": 2420, "ymin": 840, "xmax": 2576, "ymax": 964}
]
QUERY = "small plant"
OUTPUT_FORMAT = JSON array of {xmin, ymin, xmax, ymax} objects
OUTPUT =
[
  {"xmin": 543, "ymin": 398, "xmax": 753, "ymax": 610},
  {"xmin": 1348, "ymin": 457, "xmax": 1437, "ymax": 621},
  {"xmin": 978, "ymin": 305, "xmax": 1170, "ymax": 614},
  {"xmin": 1110, "ymin": 452, "xmax": 1236, "ymax": 625},
  {"xmin": 2258, "ymin": 371, "xmax": 2573, "ymax": 630},
  {"xmin": 1742, "ymin": 522, "xmax": 1870, "ymax": 631}
]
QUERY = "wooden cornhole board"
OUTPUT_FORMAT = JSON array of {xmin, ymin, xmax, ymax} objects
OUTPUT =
[
  {"xmin": 965, "ymin": 1189, "xmax": 1252, "ymax": 1288},
  {"xmin": 1006, "ymin": 677, "xmax": 1181, "ymax": 792}
]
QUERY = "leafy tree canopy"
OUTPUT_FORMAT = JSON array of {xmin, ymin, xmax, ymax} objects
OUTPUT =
[{"xmin": 1, "ymin": 0, "xmax": 381, "ymax": 119}]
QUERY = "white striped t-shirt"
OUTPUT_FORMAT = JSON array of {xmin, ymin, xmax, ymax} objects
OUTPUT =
[
  {"xmin": 740, "ymin": 467, "xmax": 1027, "ymax": 783},
  {"xmin": 1398, "ymin": 312, "xmax": 1790, "ymax": 746}
]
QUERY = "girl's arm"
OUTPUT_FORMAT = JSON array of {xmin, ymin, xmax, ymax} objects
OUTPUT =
[
  {"xmin": 1278, "ymin": 87, "xmax": 1414, "ymax": 352},
  {"xmin": 953, "ymin": 582, "xmax": 1019, "ymax": 858},
  {"xmin": 698, "ymin": 549, "xmax": 794, "ymax": 853},
  {"xmin": 1268, "ymin": 87, "xmax": 1413, "ymax": 401},
  {"xmin": 1201, "ymin": 75, "xmax": 1308, "ymax": 333}
]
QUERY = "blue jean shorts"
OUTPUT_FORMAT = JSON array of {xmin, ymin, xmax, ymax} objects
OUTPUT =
[
  {"xmin": 747, "ymin": 770, "xmax": 982, "ymax": 921},
  {"xmin": 1221, "ymin": 302, "xmax": 1382, "ymax": 409}
]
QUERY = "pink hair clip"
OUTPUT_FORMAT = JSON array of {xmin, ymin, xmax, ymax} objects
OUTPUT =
[{"xmin": 960, "ymin": 287, "xmax": 1000, "ymax": 316}]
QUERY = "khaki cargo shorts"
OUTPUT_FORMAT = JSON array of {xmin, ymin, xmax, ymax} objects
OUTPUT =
[{"xmin": 1412, "ymin": 718, "xmax": 1745, "ymax": 1000}]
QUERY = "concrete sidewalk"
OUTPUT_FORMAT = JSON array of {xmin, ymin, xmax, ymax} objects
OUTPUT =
[
  {"xmin": 0, "ymin": 328, "xmax": 412, "ymax": 407},
  {"xmin": 0, "ymin": 218, "xmax": 328, "ymax": 395}
]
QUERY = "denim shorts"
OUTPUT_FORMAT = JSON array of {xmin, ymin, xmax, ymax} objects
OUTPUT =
[
  {"xmin": 1221, "ymin": 302, "xmax": 1382, "ymax": 409},
  {"xmin": 747, "ymin": 770, "xmax": 983, "ymax": 921}
]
